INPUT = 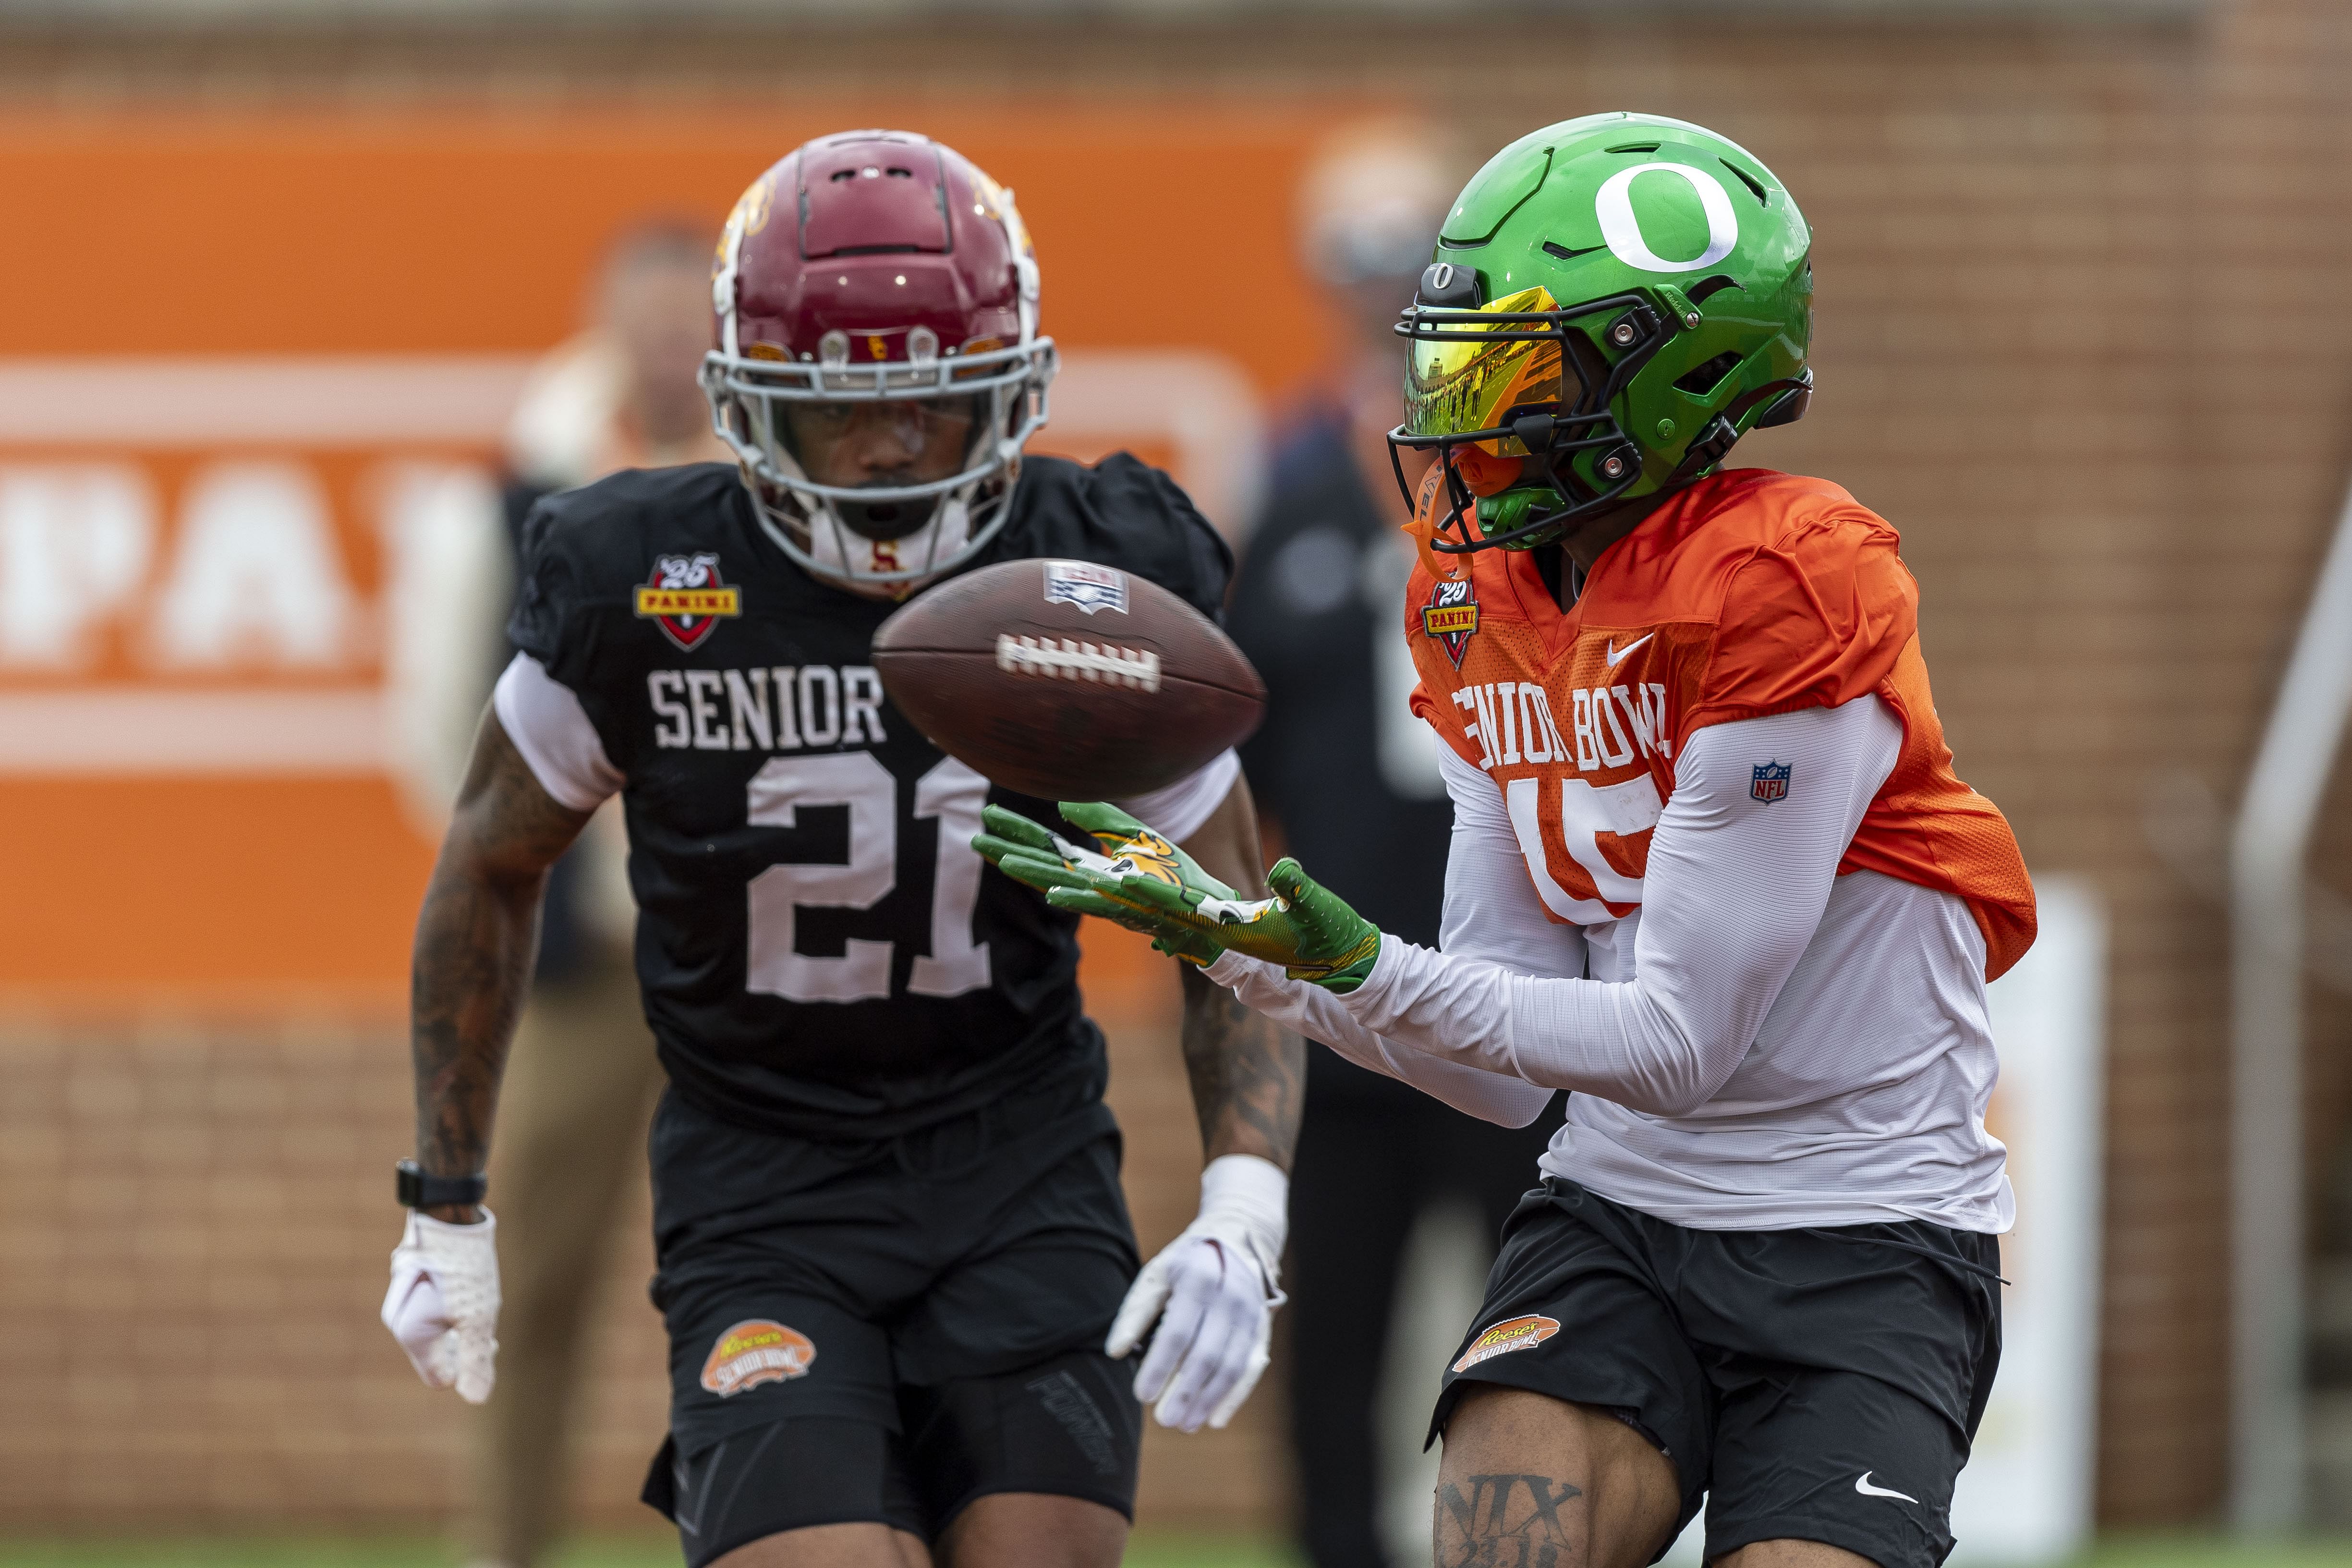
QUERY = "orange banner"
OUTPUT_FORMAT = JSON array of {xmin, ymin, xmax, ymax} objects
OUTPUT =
[{"xmin": 0, "ymin": 102, "xmax": 1346, "ymax": 1007}]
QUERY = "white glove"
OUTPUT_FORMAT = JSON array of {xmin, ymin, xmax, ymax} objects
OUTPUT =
[
  {"xmin": 1106, "ymin": 1154, "xmax": 1287, "ymax": 1433},
  {"xmin": 380, "ymin": 1208, "xmax": 501, "ymax": 1404}
]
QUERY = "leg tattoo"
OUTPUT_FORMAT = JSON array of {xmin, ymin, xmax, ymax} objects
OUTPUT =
[{"xmin": 1436, "ymin": 1473, "xmax": 1585, "ymax": 1568}]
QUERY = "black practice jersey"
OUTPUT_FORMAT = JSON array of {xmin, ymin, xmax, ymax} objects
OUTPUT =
[{"xmin": 508, "ymin": 456, "xmax": 1232, "ymax": 1139}]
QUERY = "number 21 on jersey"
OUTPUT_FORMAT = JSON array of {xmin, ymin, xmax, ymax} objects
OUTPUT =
[{"xmin": 741, "ymin": 754, "xmax": 991, "ymax": 1004}]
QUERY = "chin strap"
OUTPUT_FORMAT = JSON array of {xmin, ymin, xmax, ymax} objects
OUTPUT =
[{"xmin": 1664, "ymin": 373, "xmax": 1815, "ymax": 486}]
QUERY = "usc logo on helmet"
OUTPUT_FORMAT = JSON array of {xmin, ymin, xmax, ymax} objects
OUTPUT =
[{"xmin": 732, "ymin": 173, "xmax": 775, "ymax": 238}]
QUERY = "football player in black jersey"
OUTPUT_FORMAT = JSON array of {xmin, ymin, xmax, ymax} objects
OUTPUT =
[{"xmin": 379, "ymin": 132, "xmax": 1303, "ymax": 1568}]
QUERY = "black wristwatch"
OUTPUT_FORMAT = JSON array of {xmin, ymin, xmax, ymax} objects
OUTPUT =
[{"xmin": 397, "ymin": 1159, "xmax": 487, "ymax": 1210}]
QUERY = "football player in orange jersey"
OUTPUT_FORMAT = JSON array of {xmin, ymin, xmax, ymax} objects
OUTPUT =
[{"xmin": 978, "ymin": 114, "xmax": 2035, "ymax": 1568}]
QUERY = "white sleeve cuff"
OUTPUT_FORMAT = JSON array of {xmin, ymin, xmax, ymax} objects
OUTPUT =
[
  {"xmin": 491, "ymin": 652, "xmax": 623, "ymax": 812},
  {"xmin": 1203, "ymin": 948, "xmax": 1255, "ymax": 987},
  {"xmin": 1337, "ymin": 930, "xmax": 1520, "ymax": 1076},
  {"xmin": 1201, "ymin": 948, "xmax": 1552, "ymax": 1128},
  {"xmin": 1115, "ymin": 747, "xmax": 1240, "ymax": 844}
]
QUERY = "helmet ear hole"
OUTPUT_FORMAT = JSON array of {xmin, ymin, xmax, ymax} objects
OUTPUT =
[
  {"xmin": 1673, "ymin": 351, "xmax": 1744, "ymax": 397},
  {"xmin": 1685, "ymin": 273, "xmax": 1742, "ymax": 306}
]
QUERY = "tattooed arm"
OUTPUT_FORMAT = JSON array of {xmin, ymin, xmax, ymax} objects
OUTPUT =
[
  {"xmin": 408, "ymin": 707, "xmax": 594, "ymax": 1223},
  {"xmin": 1176, "ymin": 777, "xmax": 1305, "ymax": 1169}
]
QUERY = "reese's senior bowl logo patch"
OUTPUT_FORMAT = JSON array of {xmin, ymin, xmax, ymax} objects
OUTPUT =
[
  {"xmin": 701, "ymin": 1319, "xmax": 816, "ymax": 1397},
  {"xmin": 635, "ymin": 553, "xmax": 742, "ymax": 652},
  {"xmin": 1451, "ymin": 1313, "xmax": 1561, "ymax": 1374},
  {"xmin": 1422, "ymin": 578, "xmax": 1479, "ymax": 668},
  {"xmin": 1043, "ymin": 559, "xmax": 1128, "ymax": 615}
]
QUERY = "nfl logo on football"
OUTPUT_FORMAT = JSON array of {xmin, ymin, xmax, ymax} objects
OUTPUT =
[
  {"xmin": 1042, "ymin": 559, "xmax": 1128, "ymax": 616},
  {"xmin": 1751, "ymin": 761, "xmax": 1793, "ymax": 803}
]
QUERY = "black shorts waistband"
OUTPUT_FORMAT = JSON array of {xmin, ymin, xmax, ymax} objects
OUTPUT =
[
  {"xmin": 661, "ymin": 1066, "xmax": 1110, "ymax": 1184},
  {"xmin": 1536, "ymin": 1177, "xmax": 2006, "ymax": 1287}
]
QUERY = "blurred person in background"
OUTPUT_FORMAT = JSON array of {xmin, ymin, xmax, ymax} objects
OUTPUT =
[
  {"xmin": 386, "ymin": 219, "xmax": 729, "ymax": 1568},
  {"xmin": 1224, "ymin": 122, "xmax": 1560, "ymax": 1568}
]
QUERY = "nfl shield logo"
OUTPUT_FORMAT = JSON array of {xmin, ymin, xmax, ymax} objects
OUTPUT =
[
  {"xmin": 1043, "ymin": 559, "xmax": 1129, "ymax": 615},
  {"xmin": 1751, "ymin": 761, "xmax": 1792, "ymax": 803}
]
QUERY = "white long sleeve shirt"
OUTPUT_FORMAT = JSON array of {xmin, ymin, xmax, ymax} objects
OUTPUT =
[{"xmin": 1210, "ymin": 695, "xmax": 2011, "ymax": 1233}]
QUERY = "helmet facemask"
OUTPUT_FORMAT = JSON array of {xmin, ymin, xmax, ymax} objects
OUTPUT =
[
  {"xmin": 701, "ymin": 132, "xmax": 1056, "ymax": 596},
  {"xmin": 1388, "ymin": 284, "xmax": 1675, "ymax": 558},
  {"xmin": 701, "ymin": 334, "xmax": 1056, "ymax": 594}
]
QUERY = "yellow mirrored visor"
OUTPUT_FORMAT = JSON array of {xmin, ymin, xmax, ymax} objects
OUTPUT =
[{"xmin": 1403, "ymin": 286, "xmax": 1565, "ymax": 443}]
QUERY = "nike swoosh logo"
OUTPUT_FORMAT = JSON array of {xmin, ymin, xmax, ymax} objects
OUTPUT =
[
  {"xmin": 1855, "ymin": 1472, "xmax": 1919, "ymax": 1504},
  {"xmin": 1604, "ymin": 633, "xmax": 1653, "ymax": 668}
]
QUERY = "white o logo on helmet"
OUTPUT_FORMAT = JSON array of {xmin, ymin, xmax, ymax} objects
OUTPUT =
[{"xmin": 1593, "ymin": 162, "xmax": 1739, "ymax": 273}]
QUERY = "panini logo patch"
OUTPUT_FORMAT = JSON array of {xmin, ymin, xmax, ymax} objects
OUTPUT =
[
  {"xmin": 636, "ymin": 553, "xmax": 741, "ymax": 651},
  {"xmin": 1043, "ymin": 559, "xmax": 1128, "ymax": 615},
  {"xmin": 1451, "ymin": 1313, "xmax": 1561, "ymax": 1373},
  {"xmin": 1423, "ymin": 579, "xmax": 1479, "ymax": 668},
  {"xmin": 700, "ymin": 1318, "xmax": 815, "ymax": 1397}
]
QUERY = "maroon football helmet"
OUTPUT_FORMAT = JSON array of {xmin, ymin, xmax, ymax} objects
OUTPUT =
[{"xmin": 700, "ymin": 130, "xmax": 1056, "ymax": 592}]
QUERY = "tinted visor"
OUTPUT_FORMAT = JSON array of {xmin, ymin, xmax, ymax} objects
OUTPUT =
[{"xmin": 1402, "ymin": 286, "xmax": 1566, "ymax": 456}]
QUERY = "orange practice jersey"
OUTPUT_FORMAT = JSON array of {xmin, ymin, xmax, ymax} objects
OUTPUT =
[{"xmin": 1404, "ymin": 468, "xmax": 2036, "ymax": 980}]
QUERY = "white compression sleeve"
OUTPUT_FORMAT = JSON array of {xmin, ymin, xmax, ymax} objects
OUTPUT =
[
  {"xmin": 1193, "ymin": 742, "xmax": 1570, "ymax": 1130},
  {"xmin": 1203, "ymin": 950, "xmax": 1553, "ymax": 1127},
  {"xmin": 1337, "ymin": 697, "xmax": 1903, "ymax": 1116}
]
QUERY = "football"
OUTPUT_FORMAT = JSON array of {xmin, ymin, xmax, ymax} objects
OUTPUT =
[{"xmin": 872, "ymin": 557, "xmax": 1267, "ymax": 801}]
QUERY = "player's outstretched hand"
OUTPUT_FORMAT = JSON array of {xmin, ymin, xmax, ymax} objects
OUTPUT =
[
  {"xmin": 973, "ymin": 801, "xmax": 1226, "ymax": 966},
  {"xmin": 381, "ymin": 1210, "xmax": 501, "ymax": 1404},
  {"xmin": 974, "ymin": 802, "xmax": 1383, "ymax": 991},
  {"xmin": 1107, "ymin": 1154, "xmax": 1289, "ymax": 1433}
]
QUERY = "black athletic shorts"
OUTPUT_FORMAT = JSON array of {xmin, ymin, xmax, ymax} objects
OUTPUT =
[
  {"xmin": 1432, "ymin": 1178, "xmax": 2002, "ymax": 1568},
  {"xmin": 638, "ymin": 1078, "xmax": 1144, "ymax": 1564}
]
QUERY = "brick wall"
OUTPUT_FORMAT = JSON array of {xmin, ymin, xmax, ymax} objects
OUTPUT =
[
  {"xmin": 12, "ymin": 0, "xmax": 2352, "ymax": 1537},
  {"xmin": 0, "ymin": 933, "xmax": 1284, "ymax": 1536},
  {"xmin": 0, "ymin": 1015, "xmax": 466, "ymax": 1528}
]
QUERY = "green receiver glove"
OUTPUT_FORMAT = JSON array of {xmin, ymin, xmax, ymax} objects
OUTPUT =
[
  {"xmin": 971, "ymin": 801, "xmax": 1383, "ymax": 992},
  {"xmin": 974, "ymin": 800, "xmax": 1225, "ymax": 967}
]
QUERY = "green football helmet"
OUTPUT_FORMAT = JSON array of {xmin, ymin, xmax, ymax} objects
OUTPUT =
[{"xmin": 1389, "ymin": 113, "xmax": 1814, "ymax": 555}]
